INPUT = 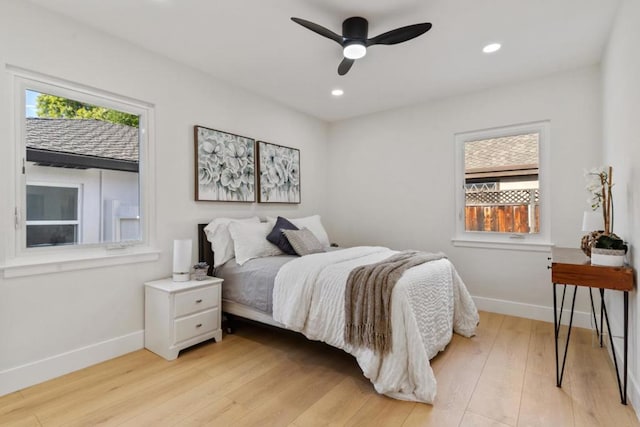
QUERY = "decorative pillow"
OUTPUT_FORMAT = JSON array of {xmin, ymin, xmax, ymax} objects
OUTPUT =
[
  {"xmin": 267, "ymin": 216, "xmax": 299, "ymax": 255},
  {"xmin": 282, "ymin": 228, "xmax": 326, "ymax": 256},
  {"xmin": 228, "ymin": 222, "xmax": 284, "ymax": 266},
  {"xmin": 267, "ymin": 215, "xmax": 330, "ymax": 248},
  {"xmin": 204, "ymin": 216, "xmax": 260, "ymax": 267}
]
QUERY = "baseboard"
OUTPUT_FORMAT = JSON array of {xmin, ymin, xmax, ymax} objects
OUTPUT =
[
  {"xmin": 0, "ymin": 330, "xmax": 144, "ymax": 397},
  {"xmin": 473, "ymin": 295, "xmax": 592, "ymax": 329}
]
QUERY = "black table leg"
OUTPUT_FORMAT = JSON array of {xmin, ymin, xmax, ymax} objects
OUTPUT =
[
  {"xmin": 600, "ymin": 292, "xmax": 604, "ymax": 347},
  {"xmin": 554, "ymin": 283, "xmax": 577, "ymax": 388},
  {"xmin": 556, "ymin": 285, "xmax": 567, "ymax": 338},
  {"xmin": 624, "ymin": 290, "xmax": 628, "ymax": 404},
  {"xmin": 589, "ymin": 288, "xmax": 601, "ymax": 343},
  {"xmin": 600, "ymin": 288, "xmax": 627, "ymax": 405},
  {"xmin": 553, "ymin": 283, "xmax": 560, "ymax": 386}
]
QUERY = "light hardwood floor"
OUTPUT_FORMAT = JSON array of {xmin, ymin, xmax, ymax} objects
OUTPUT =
[{"xmin": 1, "ymin": 311, "xmax": 638, "ymax": 426}]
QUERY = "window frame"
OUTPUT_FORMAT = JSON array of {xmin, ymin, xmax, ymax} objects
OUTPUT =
[
  {"xmin": 2, "ymin": 66, "xmax": 159, "ymax": 278},
  {"xmin": 452, "ymin": 121, "xmax": 552, "ymax": 251}
]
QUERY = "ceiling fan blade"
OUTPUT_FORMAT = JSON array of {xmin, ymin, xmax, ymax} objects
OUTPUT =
[
  {"xmin": 367, "ymin": 23, "xmax": 432, "ymax": 46},
  {"xmin": 291, "ymin": 17, "xmax": 342, "ymax": 45},
  {"xmin": 338, "ymin": 58, "xmax": 355, "ymax": 76}
]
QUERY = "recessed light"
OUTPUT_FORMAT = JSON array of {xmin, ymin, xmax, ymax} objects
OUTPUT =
[
  {"xmin": 483, "ymin": 43, "xmax": 501, "ymax": 53},
  {"xmin": 331, "ymin": 89, "xmax": 344, "ymax": 97}
]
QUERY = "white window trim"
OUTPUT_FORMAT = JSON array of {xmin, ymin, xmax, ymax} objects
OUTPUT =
[
  {"xmin": 452, "ymin": 120, "xmax": 553, "ymax": 252},
  {"xmin": 2, "ymin": 65, "xmax": 159, "ymax": 278}
]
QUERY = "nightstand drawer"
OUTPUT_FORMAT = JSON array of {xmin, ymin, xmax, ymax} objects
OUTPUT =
[
  {"xmin": 174, "ymin": 308, "xmax": 219, "ymax": 343},
  {"xmin": 174, "ymin": 285, "xmax": 218, "ymax": 317}
]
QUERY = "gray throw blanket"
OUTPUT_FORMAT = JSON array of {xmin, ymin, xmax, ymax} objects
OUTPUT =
[{"xmin": 344, "ymin": 250, "xmax": 447, "ymax": 355}]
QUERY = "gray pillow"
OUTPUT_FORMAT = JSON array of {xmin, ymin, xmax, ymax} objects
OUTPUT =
[{"xmin": 282, "ymin": 228, "xmax": 326, "ymax": 256}]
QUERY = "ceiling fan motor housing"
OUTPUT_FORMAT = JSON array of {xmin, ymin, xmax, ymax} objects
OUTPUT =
[{"xmin": 342, "ymin": 17, "xmax": 368, "ymax": 42}]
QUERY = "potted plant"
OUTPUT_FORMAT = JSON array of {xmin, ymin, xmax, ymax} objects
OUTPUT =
[{"xmin": 584, "ymin": 166, "xmax": 628, "ymax": 266}]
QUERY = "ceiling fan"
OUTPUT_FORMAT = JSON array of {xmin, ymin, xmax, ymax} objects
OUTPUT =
[{"xmin": 291, "ymin": 16, "xmax": 432, "ymax": 76}]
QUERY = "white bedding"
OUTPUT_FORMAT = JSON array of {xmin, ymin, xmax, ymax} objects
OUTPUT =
[{"xmin": 273, "ymin": 246, "xmax": 479, "ymax": 403}]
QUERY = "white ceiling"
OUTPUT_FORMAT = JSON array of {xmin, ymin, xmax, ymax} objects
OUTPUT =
[{"xmin": 26, "ymin": 0, "xmax": 620, "ymax": 122}]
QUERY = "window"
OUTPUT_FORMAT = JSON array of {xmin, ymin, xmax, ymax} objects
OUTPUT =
[
  {"xmin": 453, "ymin": 121, "xmax": 551, "ymax": 250},
  {"xmin": 21, "ymin": 85, "xmax": 142, "ymax": 249},
  {"xmin": 26, "ymin": 183, "xmax": 81, "ymax": 247},
  {"xmin": 3, "ymin": 66, "xmax": 158, "ymax": 277}
]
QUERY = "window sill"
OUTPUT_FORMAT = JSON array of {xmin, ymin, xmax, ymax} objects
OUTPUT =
[
  {"xmin": 451, "ymin": 238, "xmax": 554, "ymax": 252},
  {"xmin": 1, "ymin": 246, "xmax": 161, "ymax": 279}
]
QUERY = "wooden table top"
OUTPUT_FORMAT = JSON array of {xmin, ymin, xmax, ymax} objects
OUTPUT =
[{"xmin": 551, "ymin": 247, "xmax": 634, "ymax": 291}]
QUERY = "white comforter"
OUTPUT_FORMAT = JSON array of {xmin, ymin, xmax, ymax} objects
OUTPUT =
[{"xmin": 273, "ymin": 246, "xmax": 479, "ymax": 403}]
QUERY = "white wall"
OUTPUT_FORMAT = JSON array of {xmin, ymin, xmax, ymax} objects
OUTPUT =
[
  {"xmin": 602, "ymin": 0, "xmax": 640, "ymax": 411},
  {"xmin": 327, "ymin": 66, "xmax": 602, "ymax": 317},
  {"xmin": 0, "ymin": 0, "xmax": 328, "ymax": 394}
]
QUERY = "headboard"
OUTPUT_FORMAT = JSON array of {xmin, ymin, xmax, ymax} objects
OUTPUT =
[{"xmin": 197, "ymin": 223, "xmax": 215, "ymax": 276}]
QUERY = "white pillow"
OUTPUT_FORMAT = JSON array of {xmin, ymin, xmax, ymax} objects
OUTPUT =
[
  {"xmin": 268, "ymin": 215, "xmax": 330, "ymax": 248},
  {"xmin": 228, "ymin": 222, "xmax": 284, "ymax": 266},
  {"xmin": 204, "ymin": 216, "xmax": 260, "ymax": 267}
]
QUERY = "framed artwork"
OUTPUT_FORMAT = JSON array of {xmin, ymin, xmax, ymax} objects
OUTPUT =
[
  {"xmin": 194, "ymin": 125, "xmax": 255, "ymax": 202},
  {"xmin": 257, "ymin": 141, "xmax": 301, "ymax": 203}
]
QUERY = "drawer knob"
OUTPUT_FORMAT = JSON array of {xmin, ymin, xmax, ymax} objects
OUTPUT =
[
  {"xmin": 196, "ymin": 323, "xmax": 203, "ymax": 328},
  {"xmin": 195, "ymin": 299, "xmax": 203, "ymax": 303}
]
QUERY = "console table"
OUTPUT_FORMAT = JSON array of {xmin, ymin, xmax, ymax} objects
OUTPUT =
[{"xmin": 550, "ymin": 247, "xmax": 634, "ymax": 404}]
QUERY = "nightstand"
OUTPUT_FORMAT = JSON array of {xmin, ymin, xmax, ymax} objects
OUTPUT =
[
  {"xmin": 550, "ymin": 247, "xmax": 634, "ymax": 404},
  {"xmin": 144, "ymin": 276, "xmax": 223, "ymax": 360}
]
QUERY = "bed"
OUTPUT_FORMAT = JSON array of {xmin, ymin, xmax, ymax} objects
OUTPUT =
[
  {"xmin": 198, "ymin": 223, "xmax": 288, "ymax": 328},
  {"xmin": 196, "ymin": 221, "xmax": 479, "ymax": 403}
]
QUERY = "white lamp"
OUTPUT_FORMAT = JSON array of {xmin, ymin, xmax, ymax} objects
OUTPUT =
[
  {"xmin": 172, "ymin": 239, "xmax": 192, "ymax": 282},
  {"xmin": 582, "ymin": 211, "xmax": 603, "ymax": 232}
]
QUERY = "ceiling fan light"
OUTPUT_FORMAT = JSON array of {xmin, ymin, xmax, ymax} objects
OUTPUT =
[{"xmin": 343, "ymin": 43, "xmax": 366, "ymax": 59}]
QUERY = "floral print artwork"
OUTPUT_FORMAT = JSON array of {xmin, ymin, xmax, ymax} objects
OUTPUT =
[
  {"xmin": 195, "ymin": 126, "xmax": 255, "ymax": 202},
  {"xmin": 258, "ymin": 141, "xmax": 300, "ymax": 203}
]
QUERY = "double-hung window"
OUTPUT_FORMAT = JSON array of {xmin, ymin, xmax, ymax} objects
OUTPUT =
[
  {"xmin": 3, "ymin": 67, "xmax": 157, "ymax": 277},
  {"xmin": 453, "ymin": 121, "xmax": 551, "ymax": 250}
]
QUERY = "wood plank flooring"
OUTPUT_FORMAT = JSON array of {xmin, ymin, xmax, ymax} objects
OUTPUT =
[{"xmin": 1, "ymin": 311, "xmax": 638, "ymax": 426}]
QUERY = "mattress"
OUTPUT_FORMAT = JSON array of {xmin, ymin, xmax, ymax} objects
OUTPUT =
[{"xmin": 215, "ymin": 255, "xmax": 296, "ymax": 313}]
